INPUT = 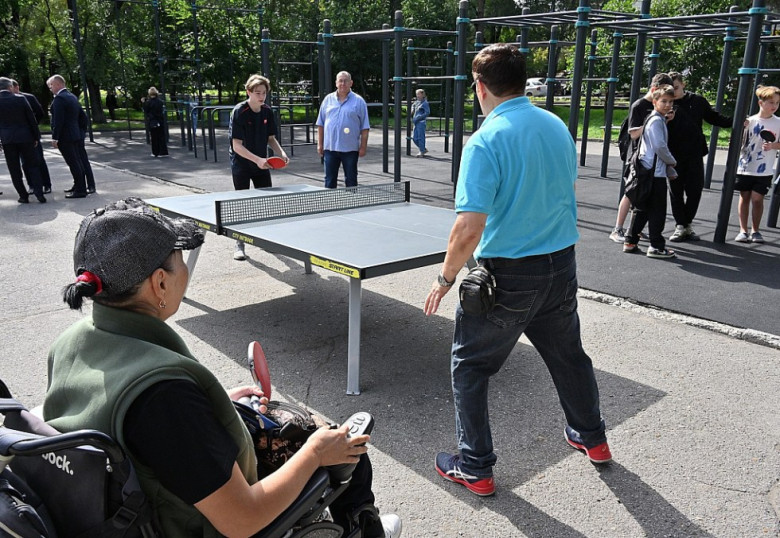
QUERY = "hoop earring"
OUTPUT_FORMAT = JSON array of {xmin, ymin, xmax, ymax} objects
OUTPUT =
[{"xmin": 159, "ymin": 300, "xmax": 166, "ymax": 309}]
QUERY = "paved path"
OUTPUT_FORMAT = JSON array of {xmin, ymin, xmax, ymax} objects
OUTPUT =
[
  {"xmin": 66, "ymin": 127, "xmax": 780, "ymax": 338},
  {"xmin": 0, "ymin": 129, "xmax": 777, "ymax": 537}
]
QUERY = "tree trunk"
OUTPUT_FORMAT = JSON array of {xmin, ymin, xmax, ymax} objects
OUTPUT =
[{"xmin": 87, "ymin": 79, "xmax": 106, "ymax": 124}]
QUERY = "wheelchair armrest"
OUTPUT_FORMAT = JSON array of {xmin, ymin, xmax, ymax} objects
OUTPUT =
[
  {"xmin": 0, "ymin": 426, "xmax": 126, "ymax": 465},
  {"xmin": 255, "ymin": 468, "xmax": 333, "ymax": 538},
  {"xmin": 326, "ymin": 412, "xmax": 374, "ymax": 485}
]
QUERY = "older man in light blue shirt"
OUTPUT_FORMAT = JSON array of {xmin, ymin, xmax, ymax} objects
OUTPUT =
[{"xmin": 316, "ymin": 71, "xmax": 370, "ymax": 188}]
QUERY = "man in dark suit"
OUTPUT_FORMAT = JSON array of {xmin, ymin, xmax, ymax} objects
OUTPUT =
[
  {"xmin": 0, "ymin": 77, "xmax": 45, "ymax": 203},
  {"xmin": 77, "ymin": 106, "xmax": 96, "ymax": 194},
  {"xmin": 46, "ymin": 74, "xmax": 87, "ymax": 198},
  {"xmin": 11, "ymin": 79, "xmax": 53, "ymax": 194}
]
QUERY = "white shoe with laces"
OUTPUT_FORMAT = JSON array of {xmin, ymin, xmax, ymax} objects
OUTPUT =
[
  {"xmin": 609, "ymin": 227, "xmax": 625, "ymax": 243},
  {"xmin": 381, "ymin": 513, "xmax": 402, "ymax": 538},
  {"xmin": 233, "ymin": 242, "xmax": 246, "ymax": 261}
]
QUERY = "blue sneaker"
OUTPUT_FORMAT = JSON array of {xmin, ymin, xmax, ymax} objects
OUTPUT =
[
  {"xmin": 434, "ymin": 452, "xmax": 495, "ymax": 496},
  {"xmin": 564, "ymin": 425, "xmax": 612, "ymax": 464}
]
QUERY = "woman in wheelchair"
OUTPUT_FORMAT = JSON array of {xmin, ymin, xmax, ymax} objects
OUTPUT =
[{"xmin": 41, "ymin": 198, "xmax": 402, "ymax": 538}]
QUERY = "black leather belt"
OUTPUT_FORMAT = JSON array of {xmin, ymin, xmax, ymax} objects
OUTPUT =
[{"xmin": 483, "ymin": 245, "xmax": 573, "ymax": 268}]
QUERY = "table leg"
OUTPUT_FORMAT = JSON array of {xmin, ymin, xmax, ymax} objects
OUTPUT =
[
  {"xmin": 183, "ymin": 245, "xmax": 202, "ymax": 298},
  {"xmin": 346, "ymin": 277, "xmax": 362, "ymax": 395}
]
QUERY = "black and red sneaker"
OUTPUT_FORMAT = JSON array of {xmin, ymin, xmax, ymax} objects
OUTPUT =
[
  {"xmin": 564, "ymin": 425, "xmax": 612, "ymax": 464},
  {"xmin": 435, "ymin": 452, "xmax": 495, "ymax": 496}
]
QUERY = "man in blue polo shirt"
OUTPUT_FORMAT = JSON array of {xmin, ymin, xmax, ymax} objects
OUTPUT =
[
  {"xmin": 423, "ymin": 44, "xmax": 611, "ymax": 497},
  {"xmin": 316, "ymin": 71, "xmax": 369, "ymax": 188}
]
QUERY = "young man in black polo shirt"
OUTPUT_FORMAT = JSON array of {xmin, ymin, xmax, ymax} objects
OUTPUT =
[{"xmin": 228, "ymin": 74, "xmax": 289, "ymax": 260}]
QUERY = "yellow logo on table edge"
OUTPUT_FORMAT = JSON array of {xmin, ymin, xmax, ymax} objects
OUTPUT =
[{"xmin": 309, "ymin": 256, "xmax": 360, "ymax": 278}]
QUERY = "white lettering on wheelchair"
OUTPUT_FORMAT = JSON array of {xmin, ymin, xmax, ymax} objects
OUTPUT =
[{"xmin": 41, "ymin": 452, "xmax": 74, "ymax": 475}]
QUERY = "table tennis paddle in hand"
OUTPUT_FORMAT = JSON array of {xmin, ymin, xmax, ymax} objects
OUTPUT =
[
  {"xmin": 266, "ymin": 156, "xmax": 288, "ymax": 169},
  {"xmin": 759, "ymin": 129, "xmax": 776, "ymax": 143},
  {"xmin": 248, "ymin": 340, "xmax": 272, "ymax": 400}
]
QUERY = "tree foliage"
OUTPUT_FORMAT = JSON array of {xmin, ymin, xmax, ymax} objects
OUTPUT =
[{"xmin": 0, "ymin": 0, "xmax": 776, "ymax": 119}]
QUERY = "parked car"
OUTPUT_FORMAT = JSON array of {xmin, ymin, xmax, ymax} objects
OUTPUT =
[{"xmin": 525, "ymin": 77, "xmax": 547, "ymax": 97}]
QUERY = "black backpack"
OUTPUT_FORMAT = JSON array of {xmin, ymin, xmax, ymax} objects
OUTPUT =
[{"xmin": 618, "ymin": 117, "xmax": 631, "ymax": 161}]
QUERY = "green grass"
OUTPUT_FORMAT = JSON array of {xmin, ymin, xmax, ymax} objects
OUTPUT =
[{"xmin": 549, "ymin": 104, "xmax": 733, "ymax": 147}]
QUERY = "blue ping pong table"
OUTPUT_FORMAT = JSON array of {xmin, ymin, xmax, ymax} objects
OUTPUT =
[{"xmin": 148, "ymin": 182, "xmax": 456, "ymax": 394}]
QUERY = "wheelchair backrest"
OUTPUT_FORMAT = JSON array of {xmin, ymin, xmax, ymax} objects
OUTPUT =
[{"xmin": 0, "ymin": 385, "xmax": 159, "ymax": 538}]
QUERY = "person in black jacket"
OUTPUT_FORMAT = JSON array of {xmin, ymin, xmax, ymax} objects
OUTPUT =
[
  {"xmin": 105, "ymin": 89, "xmax": 118, "ymax": 121},
  {"xmin": 46, "ymin": 74, "xmax": 88, "ymax": 198},
  {"xmin": 0, "ymin": 77, "xmax": 45, "ymax": 203},
  {"xmin": 10, "ymin": 79, "xmax": 52, "ymax": 194},
  {"xmin": 666, "ymin": 72, "xmax": 733, "ymax": 242},
  {"xmin": 142, "ymin": 87, "xmax": 168, "ymax": 157}
]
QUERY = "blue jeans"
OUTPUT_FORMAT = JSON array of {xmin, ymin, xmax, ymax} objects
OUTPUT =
[
  {"xmin": 451, "ymin": 246, "xmax": 605, "ymax": 477},
  {"xmin": 412, "ymin": 121, "xmax": 426, "ymax": 152},
  {"xmin": 323, "ymin": 150, "xmax": 358, "ymax": 188}
]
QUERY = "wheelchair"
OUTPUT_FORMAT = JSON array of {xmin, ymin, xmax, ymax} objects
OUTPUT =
[{"xmin": 0, "ymin": 379, "xmax": 374, "ymax": 538}]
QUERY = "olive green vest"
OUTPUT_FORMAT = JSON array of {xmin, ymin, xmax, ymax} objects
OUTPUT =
[{"xmin": 44, "ymin": 303, "xmax": 258, "ymax": 537}]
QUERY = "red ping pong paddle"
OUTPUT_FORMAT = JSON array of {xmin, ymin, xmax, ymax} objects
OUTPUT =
[
  {"xmin": 266, "ymin": 156, "xmax": 287, "ymax": 169},
  {"xmin": 760, "ymin": 129, "xmax": 776, "ymax": 143},
  {"xmin": 248, "ymin": 341, "xmax": 272, "ymax": 400}
]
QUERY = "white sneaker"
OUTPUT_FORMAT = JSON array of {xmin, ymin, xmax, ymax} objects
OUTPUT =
[
  {"xmin": 609, "ymin": 227, "xmax": 625, "ymax": 243},
  {"xmin": 734, "ymin": 231, "xmax": 750, "ymax": 243},
  {"xmin": 381, "ymin": 514, "xmax": 402, "ymax": 538},
  {"xmin": 646, "ymin": 247, "xmax": 676, "ymax": 259},
  {"xmin": 233, "ymin": 242, "xmax": 246, "ymax": 261},
  {"xmin": 668, "ymin": 224, "xmax": 687, "ymax": 242}
]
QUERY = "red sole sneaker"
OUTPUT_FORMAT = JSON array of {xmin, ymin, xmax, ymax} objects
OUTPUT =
[
  {"xmin": 435, "ymin": 453, "xmax": 496, "ymax": 496},
  {"xmin": 565, "ymin": 434, "xmax": 613, "ymax": 464}
]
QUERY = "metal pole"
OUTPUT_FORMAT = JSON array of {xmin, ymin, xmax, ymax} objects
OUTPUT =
[
  {"xmin": 451, "ymin": 0, "xmax": 469, "ymax": 190},
  {"xmin": 750, "ymin": 23, "xmax": 771, "ymax": 114},
  {"xmin": 444, "ymin": 40, "xmax": 453, "ymax": 153},
  {"xmin": 580, "ymin": 29, "xmax": 597, "ymax": 166},
  {"xmin": 471, "ymin": 32, "xmax": 483, "ymax": 131},
  {"xmin": 705, "ymin": 5, "xmax": 738, "ymax": 189},
  {"xmin": 520, "ymin": 7, "xmax": 530, "ymax": 56},
  {"xmin": 317, "ymin": 32, "xmax": 325, "ymax": 103},
  {"xmin": 629, "ymin": 0, "xmax": 650, "ymax": 105},
  {"xmin": 647, "ymin": 38, "xmax": 660, "ymax": 86},
  {"xmin": 382, "ymin": 24, "xmax": 390, "ymax": 173},
  {"xmin": 714, "ymin": 0, "xmax": 767, "ymax": 243},
  {"xmin": 600, "ymin": 31, "xmax": 622, "ymax": 178},
  {"xmin": 323, "ymin": 20, "xmax": 333, "ymax": 94},
  {"xmin": 406, "ymin": 38, "xmax": 414, "ymax": 156},
  {"xmin": 261, "ymin": 29, "xmax": 271, "ymax": 78},
  {"xmin": 567, "ymin": 0, "xmax": 590, "ymax": 141},
  {"xmin": 545, "ymin": 25, "xmax": 558, "ymax": 111},
  {"xmin": 393, "ymin": 10, "xmax": 403, "ymax": 183}
]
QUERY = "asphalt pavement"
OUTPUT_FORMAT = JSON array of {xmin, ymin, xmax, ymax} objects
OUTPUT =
[{"xmin": 0, "ymin": 127, "xmax": 778, "ymax": 537}]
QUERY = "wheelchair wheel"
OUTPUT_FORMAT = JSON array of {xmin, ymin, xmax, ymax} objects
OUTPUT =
[{"xmin": 286, "ymin": 521, "xmax": 343, "ymax": 537}]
